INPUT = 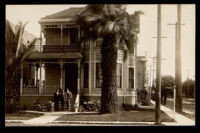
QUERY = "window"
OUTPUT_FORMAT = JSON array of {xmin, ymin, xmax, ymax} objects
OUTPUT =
[
  {"xmin": 96, "ymin": 63, "xmax": 102, "ymax": 88},
  {"xmin": 84, "ymin": 63, "xmax": 89, "ymax": 88},
  {"xmin": 69, "ymin": 28, "xmax": 78, "ymax": 45},
  {"xmin": 96, "ymin": 38, "xmax": 102, "ymax": 47},
  {"xmin": 117, "ymin": 63, "xmax": 122, "ymax": 88},
  {"xmin": 129, "ymin": 68, "xmax": 134, "ymax": 89}
]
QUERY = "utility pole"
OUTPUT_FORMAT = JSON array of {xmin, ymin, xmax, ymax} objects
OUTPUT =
[
  {"xmin": 149, "ymin": 65, "xmax": 152, "ymax": 94},
  {"xmin": 152, "ymin": 58, "xmax": 156, "ymax": 89},
  {"xmin": 148, "ymin": 57, "xmax": 166, "ymax": 95},
  {"xmin": 168, "ymin": 5, "xmax": 184, "ymax": 112},
  {"xmin": 187, "ymin": 69, "xmax": 190, "ymax": 97},
  {"xmin": 176, "ymin": 4, "xmax": 182, "ymax": 112},
  {"xmin": 146, "ymin": 65, "xmax": 152, "ymax": 94},
  {"xmin": 155, "ymin": 4, "xmax": 162, "ymax": 125}
]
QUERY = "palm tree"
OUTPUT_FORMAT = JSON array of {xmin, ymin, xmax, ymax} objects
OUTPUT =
[
  {"xmin": 77, "ymin": 4, "xmax": 142, "ymax": 114},
  {"xmin": 5, "ymin": 20, "xmax": 37, "ymax": 113}
]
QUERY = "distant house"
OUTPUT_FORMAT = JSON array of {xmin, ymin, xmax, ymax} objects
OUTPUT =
[{"xmin": 20, "ymin": 7, "xmax": 147, "ymax": 110}]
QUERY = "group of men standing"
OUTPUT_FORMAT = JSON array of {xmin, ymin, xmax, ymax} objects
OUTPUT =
[{"xmin": 54, "ymin": 88, "xmax": 72, "ymax": 111}]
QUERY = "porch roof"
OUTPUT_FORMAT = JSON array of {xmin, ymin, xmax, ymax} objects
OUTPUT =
[{"xmin": 26, "ymin": 52, "xmax": 83, "ymax": 59}]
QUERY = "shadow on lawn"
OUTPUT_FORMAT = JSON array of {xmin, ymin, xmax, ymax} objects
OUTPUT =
[
  {"xmin": 55, "ymin": 109, "xmax": 174, "ymax": 122},
  {"xmin": 5, "ymin": 111, "xmax": 44, "ymax": 120}
]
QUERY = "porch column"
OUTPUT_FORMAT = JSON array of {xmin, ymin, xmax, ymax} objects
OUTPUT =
[
  {"xmin": 89, "ymin": 38, "xmax": 92, "ymax": 94},
  {"xmin": 75, "ymin": 59, "xmax": 81, "ymax": 112},
  {"xmin": 77, "ymin": 59, "xmax": 81, "ymax": 94},
  {"xmin": 31, "ymin": 63, "xmax": 35, "ymax": 85},
  {"xmin": 60, "ymin": 59, "xmax": 64, "ymax": 90},
  {"xmin": 35, "ymin": 64, "xmax": 39, "ymax": 86},
  {"xmin": 39, "ymin": 60, "xmax": 42, "ymax": 94},
  {"xmin": 78, "ymin": 25, "xmax": 80, "ymax": 41},
  {"xmin": 20, "ymin": 63, "xmax": 23, "ymax": 94},
  {"xmin": 134, "ymin": 42, "xmax": 138, "ymax": 104},
  {"xmin": 28, "ymin": 64, "xmax": 31, "ymax": 85},
  {"xmin": 40, "ymin": 26, "xmax": 42, "ymax": 52},
  {"xmin": 61, "ymin": 24, "xmax": 63, "ymax": 45}
]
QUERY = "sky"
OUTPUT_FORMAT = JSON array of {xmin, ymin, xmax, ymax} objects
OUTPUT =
[{"xmin": 6, "ymin": 4, "xmax": 195, "ymax": 82}]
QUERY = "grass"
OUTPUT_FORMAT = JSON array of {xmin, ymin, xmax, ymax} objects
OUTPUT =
[
  {"xmin": 5, "ymin": 111, "xmax": 44, "ymax": 120},
  {"xmin": 55, "ymin": 109, "xmax": 174, "ymax": 122}
]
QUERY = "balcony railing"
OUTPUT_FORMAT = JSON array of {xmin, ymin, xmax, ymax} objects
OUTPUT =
[
  {"xmin": 43, "ymin": 45, "xmax": 80, "ymax": 53},
  {"xmin": 30, "ymin": 44, "xmax": 80, "ymax": 53}
]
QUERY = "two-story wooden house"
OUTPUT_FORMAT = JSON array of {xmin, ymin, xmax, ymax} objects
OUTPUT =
[{"xmin": 20, "ymin": 7, "xmax": 147, "ymax": 111}]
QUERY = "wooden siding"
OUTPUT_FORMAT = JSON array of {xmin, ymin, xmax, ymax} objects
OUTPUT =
[
  {"xmin": 46, "ymin": 28, "xmax": 61, "ymax": 45},
  {"xmin": 136, "ymin": 60, "xmax": 145, "ymax": 90},
  {"xmin": 45, "ymin": 64, "xmax": 60, "ymax": 88}
]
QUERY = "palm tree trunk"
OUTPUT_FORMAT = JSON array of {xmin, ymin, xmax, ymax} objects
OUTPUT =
[{"xmin": 100, "ymin": 33, "xmax": 119, "ymax": 114}]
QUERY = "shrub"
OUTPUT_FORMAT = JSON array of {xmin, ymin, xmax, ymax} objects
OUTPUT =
[
  {"xmin": 22, "ymin": 105, "xmax": 28, "ymax": 110},
  {"xmin": 122, "ymin": 104, "xmax": 139, "ymax": 111},
  {"xmin": 137, "ymin": 89, "xmax": 148, "ymax": 105},
  {"xmin": 81, "ymin": 100, "xmax": 101, "ymax": 112},
  {"xmin": 46, "ymin": 101, "xmax": 54, "ymax": 112}
]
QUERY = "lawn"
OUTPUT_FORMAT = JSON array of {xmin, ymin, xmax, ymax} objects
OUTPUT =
[
  {"xmin": 5, "ymin": 111, "xmax": 44, "ymax": 120},
  {"xmin": 55, "ymin": 109, "xmax": 174, "ymax": 122}
]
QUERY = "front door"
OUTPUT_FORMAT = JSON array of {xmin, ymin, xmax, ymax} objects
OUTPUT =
[{"xmin": 65, "ymin": 63, "xmax": 78, "ymax": 94}]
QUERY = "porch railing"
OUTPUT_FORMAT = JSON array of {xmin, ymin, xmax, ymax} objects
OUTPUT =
[
  {"xmin": 22, "ymin": 85, "xmax": 60, "ymax": 95},
  {"xmin": 42, "ymin": 85, "xmax": 60, "ymax": 95},
  {"xmin": 29, "ymin": 44, "xmax": 81, "ymax": 53},
  {"xmin": 22, "ymin": 85, "xmax": 39, "ymax": 94}
]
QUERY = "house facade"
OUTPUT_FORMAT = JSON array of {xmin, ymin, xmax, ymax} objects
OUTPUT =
[{"xmin": 20, "ymin": 7, "xmax": 147, "ymax": 111}]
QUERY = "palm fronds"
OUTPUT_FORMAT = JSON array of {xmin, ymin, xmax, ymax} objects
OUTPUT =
[
  {"xmin": 6, "ymin": 20, "xmax": 37, "ymax": 113},
  {"xmin": 77, "ymin": 5, "xmax": 141, "ymax": 60}
]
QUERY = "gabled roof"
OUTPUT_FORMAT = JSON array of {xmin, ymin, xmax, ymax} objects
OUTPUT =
[
  {"xmin": 39, "ymin": 7, "xmax": 86, "ymax": 23},
  {"xmin": 39, "ymin": 6, "xmax": 99, "ymax": 23},
  {"xmin": 41, "ymin": 7, "xmax": 84, "ymax": 19}
]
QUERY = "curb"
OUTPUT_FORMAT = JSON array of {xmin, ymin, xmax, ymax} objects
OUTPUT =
[
  {"xmin": 150, "ymin": 100, "xmax": 195, "ymax": 126},
  {"xmin": 50, "ymin": 120, "xmax": 187, "ymax": 126},
  {"xmin": 5, "ymin": 120, "xmax": 25, "ymax": 123},
  {"xmin": 51, "ymin": 121, "xmax": 155, "ymax": 125}
]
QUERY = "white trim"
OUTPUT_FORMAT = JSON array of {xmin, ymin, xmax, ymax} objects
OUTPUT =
[
  {"xmin": 39, "ymin": 18, "xmax": 73, "ymax": 23},
  {"xmin": 21, "ymin": 94, "xmax": 53, "ymax": 96},
  {"xmin": 120, "ymin": 63, "xmax": 124, "ymax": 89},
  {"xmin": 89, "ymin": 38, "xmax": 91, "ymax": 94},
  {"xmin": 39, "ymin": 60, "xmax": 42, "ymax": 94},
  {"xmin": 94, "ymin": 52, "xmax": 96, "ymax": 89},
  {"xmin": 128, "ymin": 67, "xmax": 135, "ymax": 90},
  {"xmin": 81, "ymin": 93, "xmax": 137, "ymax": 97},
  {"xmin": 116, "ymin": 63, "xmax": 123, "ymax": 89}
]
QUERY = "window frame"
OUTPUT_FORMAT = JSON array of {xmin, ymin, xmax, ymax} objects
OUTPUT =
[
  {"xmin": 128, "ymin": 67, "xmax": 134, "ymax": 89},
  {"xmin": 117, "ymin": 63, "xmax": 122, "ymax": 89},
  {"xmin": 95, "ymin": 62, "xmax": 103, "ymax": 88},
  {"xmin": 84, "ymin": 62, "xmax": 89, "ymax": 88}
]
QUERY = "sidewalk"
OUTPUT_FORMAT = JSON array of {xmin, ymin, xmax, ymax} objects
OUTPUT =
[
  {"xmin": 167, "ymin": 98, "xmax": 195, "ymax": 115},
  {"xmin": 151, "ymin": 100, "xmax": 195, "ymax": 126},
  {"xmin": 5, "ymin": 103, "xmax": 195, "ymax": 126},
  {"xmin": 23, "ymin": 111, "xmax": 78, "ymax": 125}
]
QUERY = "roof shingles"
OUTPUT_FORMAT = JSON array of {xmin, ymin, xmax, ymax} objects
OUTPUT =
[{"xmin": 41, "ymin": 7, "xmax": 84, "ymax": 19}]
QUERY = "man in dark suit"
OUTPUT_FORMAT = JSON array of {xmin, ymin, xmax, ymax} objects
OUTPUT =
[
  {"xmin": 54, "ymin": 89, "xmax": 59, "ymax": 111},
  {"xmin": 59, "ymin": 89, "xmax": 65, "ymax": 111}
]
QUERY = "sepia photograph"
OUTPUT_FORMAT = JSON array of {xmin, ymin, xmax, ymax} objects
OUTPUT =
[{"xmin": 5, "ymin": 4, "xmax": 195, "ymax": 126}]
